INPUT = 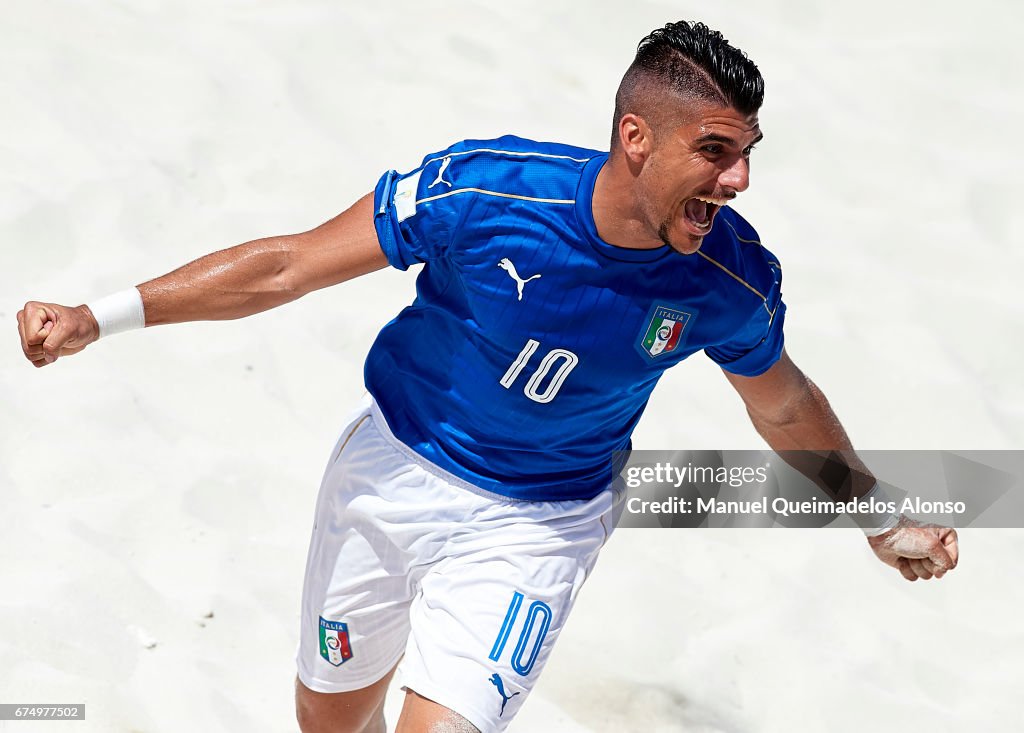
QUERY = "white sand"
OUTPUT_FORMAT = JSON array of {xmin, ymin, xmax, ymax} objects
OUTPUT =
[{"xmin": 2, "ymin": 1, "xmax": 1022, "ymax": 731}]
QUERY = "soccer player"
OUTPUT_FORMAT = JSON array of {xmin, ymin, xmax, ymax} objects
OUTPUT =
[{"xmin": 16, "ymin": 20, "xmax": 958, "ymax": 733}]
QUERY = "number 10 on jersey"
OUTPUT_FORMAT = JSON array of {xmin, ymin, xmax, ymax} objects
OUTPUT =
[{"xmin": 500, "ymin": 339, "xmax": 579, "ymax": 404}]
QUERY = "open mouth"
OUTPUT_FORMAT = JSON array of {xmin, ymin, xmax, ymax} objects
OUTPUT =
[{"xmin": 681, "ymin": 196, "xmax": 729, "ymax": 236}]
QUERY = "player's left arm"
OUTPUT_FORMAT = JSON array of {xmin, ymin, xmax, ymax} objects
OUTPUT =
[{"xmin": 723, "ymin": 350, "xmax": 959, "ymax": 582}]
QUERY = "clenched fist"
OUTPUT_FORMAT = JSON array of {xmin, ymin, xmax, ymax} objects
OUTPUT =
[
  {"xmin": 868, "ymin": 516, "xmax": 959, "ymax": 581},
  {"xmin": 16, "ymin": 301, "xmax": 99, "ymax": 367}
]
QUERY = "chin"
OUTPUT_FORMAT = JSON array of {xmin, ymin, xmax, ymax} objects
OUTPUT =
[
  {"xmin": 664, "ymin": 233, "xmax": 704, "ymax": 256},
  {"xmin": 658, "ymin": 222, "xmax": 704, "ymax": 255},
  {"xmin": 672, "ymin": 241, "xmax": 703, "ymax": 256}
]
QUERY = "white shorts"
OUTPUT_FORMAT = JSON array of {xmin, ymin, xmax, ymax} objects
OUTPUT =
[{"xmin": 296, "ymin": 396, "xmax": 623, "ymax": 732}]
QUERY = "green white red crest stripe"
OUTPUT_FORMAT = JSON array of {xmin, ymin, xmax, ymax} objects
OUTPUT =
[{"xmin": 641, "ymin": 306, "xmax": 693, "ymax": 357}]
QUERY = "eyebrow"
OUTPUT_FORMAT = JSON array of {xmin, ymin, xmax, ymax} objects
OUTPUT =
[{"xmin": 695, "ymin": 131, "xmax": 765, "ymax": 148}]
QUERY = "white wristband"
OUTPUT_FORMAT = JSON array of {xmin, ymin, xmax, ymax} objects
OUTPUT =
[
  {"xmin": 850, "ymin": 481, "xmax": 902, "ymax": 537},
  {"xmin": 87, "ymin": 288, "xmax": 145, "ymax": 339}
]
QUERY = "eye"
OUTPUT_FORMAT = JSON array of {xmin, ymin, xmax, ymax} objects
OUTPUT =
[
  {"xmin": 743, "ymin": 144, "xmax": 758, "ymax": 157},
  {"xmin": 701, "ymin": 144, "xmax": 723, "ymax": 155}
]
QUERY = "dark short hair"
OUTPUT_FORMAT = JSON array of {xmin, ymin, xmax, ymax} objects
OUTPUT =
[{"xmin": 612, "ymin": 21, "xmax": 764, "ymax": 142}]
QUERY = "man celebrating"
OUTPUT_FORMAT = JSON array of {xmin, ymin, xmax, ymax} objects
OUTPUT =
[{"xmin": 17, "ymin": 20, "xmax": 957, "ymax": 733}]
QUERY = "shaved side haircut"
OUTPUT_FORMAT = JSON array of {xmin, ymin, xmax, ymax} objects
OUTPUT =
[{"xmin": 612, "ymin": 21, "xmax": 764, "ymax": 147}]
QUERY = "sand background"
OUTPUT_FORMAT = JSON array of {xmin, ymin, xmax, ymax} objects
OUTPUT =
[{"xmin": 2, "ymin": 1, "xmax": 1022, "ymax": 731}]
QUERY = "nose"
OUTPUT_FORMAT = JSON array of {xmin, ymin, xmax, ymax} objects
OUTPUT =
[{"xmin": 719, "ymin": 155, "xmax": 750, "ymax": 194}]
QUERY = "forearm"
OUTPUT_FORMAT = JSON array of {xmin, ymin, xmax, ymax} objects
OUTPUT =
[
  {"xmin": 739, "ymin": 368, "xmax": 954, "ymax": 573},
  {"xmin": 138, "ymin": 236, "xmax": 303, "ymax": 326},
  {"xmin": 746, "ymin": 376, "xmax": 876, "ymax": 501}
]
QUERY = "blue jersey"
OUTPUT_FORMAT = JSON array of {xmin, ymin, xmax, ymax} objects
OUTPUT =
[{"xmin": 367, "ymin": 136, "xmax": 785, "ymax": 501}]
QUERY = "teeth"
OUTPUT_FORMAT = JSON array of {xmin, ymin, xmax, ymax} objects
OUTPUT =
[{"xmin": 696, "ymin": 196, "xmax": 730, "ymax": 206}]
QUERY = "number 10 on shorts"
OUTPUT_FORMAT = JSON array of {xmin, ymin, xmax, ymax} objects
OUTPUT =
[{"xmin": 488, "ymin": 591, "xmax": 553, "ymax": 676}]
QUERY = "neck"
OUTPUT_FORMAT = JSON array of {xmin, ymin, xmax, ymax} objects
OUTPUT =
[{"xmin": 592, "ymin": 150, "xmax": 663, "ymax": 250}]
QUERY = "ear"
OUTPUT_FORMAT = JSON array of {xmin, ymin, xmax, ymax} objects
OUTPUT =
[{"xmin": 617, "ymin": 113, "xmax": 653, "ymax": 164}]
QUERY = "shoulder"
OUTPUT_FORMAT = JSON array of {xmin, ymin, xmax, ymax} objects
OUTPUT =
[
  {"xmin": 416, "ymin": 136, "xmax": 600, "ymax": 198},
  {"xmin": 393, "ymin": 136, "xmax": 598, "ymax": 210},
  {"xmin": 699, "ymin": 207, "xmax": 783, "ymax": 305},
  {"xmin": 431, "ymin": 135, "xmax": 600, "ymax": 164}
]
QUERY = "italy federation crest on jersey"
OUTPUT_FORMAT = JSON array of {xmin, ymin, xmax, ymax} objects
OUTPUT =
[
  {"xmin": 319, "ymin": 617, "xmax": 353, "ymax": 666},
  {"xmin": 638, "ymin": 304, "xmax": 694, "ymax": 359}
]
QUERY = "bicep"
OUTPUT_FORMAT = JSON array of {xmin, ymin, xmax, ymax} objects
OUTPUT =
[{"xmin": 286, "ymin": 192, "xmax": 389, "ymax": 295}]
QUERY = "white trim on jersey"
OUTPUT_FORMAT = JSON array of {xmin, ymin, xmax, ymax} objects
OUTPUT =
[
  {"xmin": 421, "ymin": 147, "xmax": 594, "ymax": 168},
  {"xmin": 416, "ymin": 187, "xmax": 575, "ymax": 207}
]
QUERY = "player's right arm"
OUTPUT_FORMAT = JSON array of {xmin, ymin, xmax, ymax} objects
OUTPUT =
[{"xmin": 17, "ymin": 193, "xmax": 385, "ymax": 368}]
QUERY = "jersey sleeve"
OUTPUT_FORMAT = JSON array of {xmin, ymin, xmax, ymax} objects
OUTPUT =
[
  {"xmin": 372, "ymin": 144, "xmax": 468, "ymax": 271},
  {"xmin": 704, "ymin": 253, "xmax": 787, "ymax": 377}
]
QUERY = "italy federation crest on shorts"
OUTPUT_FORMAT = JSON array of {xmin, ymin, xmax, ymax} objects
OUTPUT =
[
  {"xmin": 638, "ymin": 304, "xmax": 694, "ymax": 359},
  {"xmin": 318, "ymin": 617, "xmax": 353, "ymax": 666}
]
